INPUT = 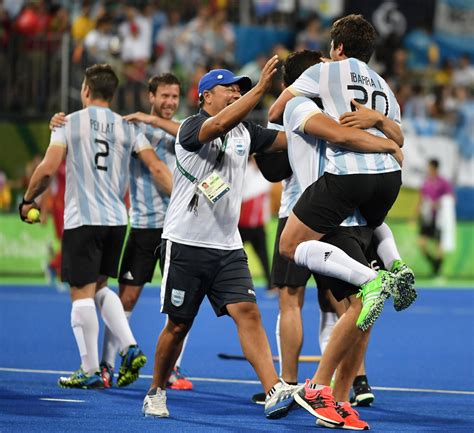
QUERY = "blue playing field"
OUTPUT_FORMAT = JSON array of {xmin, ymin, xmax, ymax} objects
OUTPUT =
[{"xmin": 1, "ymin": 284, "xmax": 473, "ymax": 432}]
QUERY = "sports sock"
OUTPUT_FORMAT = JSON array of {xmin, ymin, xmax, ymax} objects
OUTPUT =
[
  {"xmin": 94, "ymin": 287, "xmax": 136, "ymax": 354},
  {"xmin": 70, "ymin": 298, "xmax": 99, "ymax": 375},
  {"xmin": 174, "ymin": 332, "xmax": 189, "ymax": 368},
  {"xmin": 275, "ymin": 312, "xmax": 282, "ymax": 377},
  {"xmin": 295, "ymin": 240, "xmax": 377, "ymax": 286},
  {"xmin": 319, "ymin": 311, "xmax": 338, "ymax": 354},
  {"xmin": 374, "ymin": 223, "xmax": 401, "ymax": 269},
  {"xmin": 101, "ymin": 311, "xmax": 133, "ymax": 368}
]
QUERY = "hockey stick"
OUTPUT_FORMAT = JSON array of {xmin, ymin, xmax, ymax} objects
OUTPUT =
[{"xmin": 217, "ymin": 353, "xmax": 321, "ymax": 362}]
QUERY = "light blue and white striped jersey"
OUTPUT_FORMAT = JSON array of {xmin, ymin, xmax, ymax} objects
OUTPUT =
[
  {"xmin": 289, "ymin": 58, "xmax": 401, "ymax": 175},
  {"xmin": 129, "ymin": 122, "xmax": 175, "ymax": 229},
  {"xmin": 267, "ymin": 121, "xmax": 301, "ymax": 218},
  {"xmin": 283, "ymin": 96, "xmax": 366, "ymax": 227},
  {"xmin": 49, "ymin": 106, "xmax": 152, "ymax": 229}
]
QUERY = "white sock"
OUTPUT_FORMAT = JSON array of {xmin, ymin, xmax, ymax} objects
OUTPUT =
[
  {"xmin": 94, "ymin": 287, "xmax": 136, "ymax": 354},
  {"xmin": 102, "ymin": 311, "xmax": 133, "ymax": 368},
  {"xmin": 319, "ymin": 311, "xmax": 338, "ymax": 354},
  {"xmin": 71, "ymin": 298, "xmax": 99, "ymax": 375},
  {"xmin": 374, "ymin": 223, "xmax": 401, "ymax": 270},
  {"xmin": 275, "ymin": 312, "xmax": 282, "ymax": 377},
  {"xmin": 294, "ymin": 240, "xmax": 377, "ymax": 286}
]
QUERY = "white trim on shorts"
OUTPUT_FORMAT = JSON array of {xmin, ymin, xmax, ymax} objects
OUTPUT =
[{"xmin": 160, "ymin": 239, "xmax": 172, "ymax": 313}]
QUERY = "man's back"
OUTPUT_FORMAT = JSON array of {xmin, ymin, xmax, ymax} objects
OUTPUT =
[
  {"xmin": 51, "ymin": 106, "xmax": 149, "ymax": 229},
  {"xmin": 291, "ymin": 58, "xmax": 401, "ymax": 175}
]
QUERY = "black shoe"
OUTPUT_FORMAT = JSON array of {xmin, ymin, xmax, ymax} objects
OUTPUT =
[
  {"xmin": 251, "ymin": 392, "xmax": 266, "ymax": 405},
  {"xmin": 350, "ymin": 375, "xmax": 374, "ymax": 407}
]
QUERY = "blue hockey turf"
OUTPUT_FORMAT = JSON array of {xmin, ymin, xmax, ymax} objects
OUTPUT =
[{"xmin": 1, "ymin": 284, "xmax": 473, "ymax": 432}]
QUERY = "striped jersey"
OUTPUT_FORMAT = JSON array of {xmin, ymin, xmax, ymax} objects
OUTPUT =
[
  {"xmin": 283, "ymin": 96, "xmax": 366, "ymax": 227},
  {"xmin": 289, "ymin": 58, "xmax": 401, "ymax": 175},
  {"xmin": 129, "ymin": 122, "xmax": 175, "ymax": 229},
  {"xmin": 267, "ymin": 122, "xmax": 300, "ymax": 218},
  {"xmin": 49, "ymin": 106, "xmax": 152, "ymax": 229}
]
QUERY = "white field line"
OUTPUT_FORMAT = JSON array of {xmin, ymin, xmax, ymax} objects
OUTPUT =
[
  {"xmin": 39, "ymin": 398, "xmax": 85, "ymax": 403},
  {"xmin": 1, "ymin": 367, "xmax": 473, "ymax": 396}
]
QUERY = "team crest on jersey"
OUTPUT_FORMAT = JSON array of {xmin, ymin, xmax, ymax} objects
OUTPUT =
[
  {"xmin": 171, "ymin": 289, "xmax": 185, "ymax": 307},
  {"xmin": 233, "ymin": 139, "xmax": 246, "ymax": 156}
]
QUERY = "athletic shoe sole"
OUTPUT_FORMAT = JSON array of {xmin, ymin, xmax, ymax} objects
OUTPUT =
[
  {"xmin": 393, "ymin": 272, "xmax": 417, "ymax": 311},
  {"xmin": 357, "ymin": 288, "xmax": 391, "ymax": 331},
  {"xmin": 350, "ymin": 392, "xmax": 374, "ymax": 407},
  {"xmin": 251, "ymin": 392, "xmax": 266, "ymax": 405},
  {"xmin": 294, "ymin": 392, "xmax": 343, "ymax": 426}
]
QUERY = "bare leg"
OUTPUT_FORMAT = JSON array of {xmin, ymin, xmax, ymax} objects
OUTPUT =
[
  {"xmin": 278, "ymin": 286, "xmax": 305, "ymax": 383},
  {"xmin": 312, "ymin": 295, "xmax": 365, "ymax": 386},
  {"xmin": 149, "ymin": 316, "xmax": 192, "ymax": 390},
  {"xmin": 332, "ymin": 329, "xmax": 371, "ymax": 402},
  {"xmin": 227, "ymin": 302, "xmax": 279, "ymax": 392}
]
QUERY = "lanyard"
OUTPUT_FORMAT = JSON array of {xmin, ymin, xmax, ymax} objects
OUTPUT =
[
  {"xmin": 176, "ymin": 134, "xmax": 229, "ymax": 214},
  {"xmin": 176, "ymin": 134, "xmax": 229, "ymax": 184}
]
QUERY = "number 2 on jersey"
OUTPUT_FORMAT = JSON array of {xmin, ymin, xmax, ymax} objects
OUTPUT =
[
  {"xmin": 347, "ymin": 85, "xmax": 389, "ymax": 116},
  {"xmin": 94, "ymin": 139, "xmax": 109, "ymax": 171}
]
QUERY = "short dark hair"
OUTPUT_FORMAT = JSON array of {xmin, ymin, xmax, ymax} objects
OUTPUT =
[
  {"xmin": 429, "ymin": 159, "xmax": 439, "ymax": 169},
  {"xmin": 282, "ymin": 50, "xmax": 323, "ymax": 87},
  {"xmin": 330, "ymin": 14, "xmax": 377, "ymax": 63},
  {"xmin": 148, "ymin": 73, "xmax": 181, "ymax": 94},
  {"xmin": 84, "ymin": 64, "xmax": 119, "ymax": 102}
]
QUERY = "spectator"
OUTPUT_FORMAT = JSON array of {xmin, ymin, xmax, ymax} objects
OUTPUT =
[
  {"xmin": 416, "ymin": 159, "xmax": 454, "ymax": 276},
  {"xmin": 452, "ymin": 54, "xmax": 474, "ymax": 87}
]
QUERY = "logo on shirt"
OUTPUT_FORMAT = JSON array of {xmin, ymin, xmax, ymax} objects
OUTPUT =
[
  {"xmin": 233, "ymin": 139, "xmax": 246, "ymax": 156},
  {"xmin": 171, "ymin": 289, "xmax": 185, "ymax": 307},
  {"xmin": 122, "ymin": 271, "xmax": 134, "ymax": 280}
]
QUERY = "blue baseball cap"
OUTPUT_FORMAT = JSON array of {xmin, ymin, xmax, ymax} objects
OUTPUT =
[{"xmin": 198, "ymin": 69, "xmax": 252, "ymax": 97}]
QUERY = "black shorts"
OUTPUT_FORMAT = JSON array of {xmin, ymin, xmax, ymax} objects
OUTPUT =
[
  {"xmin": 420, "ymin": 220, "xmax": 440, "ymax": 240},
  {"xmin": 118, "ymin": 228, "xmax": 163, "ymax": 286},
  {"xmin": 62, "ymin": 225, "xmax": 127, "ymax": 287},
  {"xmin": 271, "ymin": 217, "xmax": 315, "ymax": 288},
  {"xmin": 315, "ymin": 226, "xmax": 384, "ymax": 301},
  {"xmin": 293, "ymin": 171, "xmax": 402, "ymax": 233},
  {"xmin": 160, "ymin": 240, "xmax": 256, "ymax": 319}
]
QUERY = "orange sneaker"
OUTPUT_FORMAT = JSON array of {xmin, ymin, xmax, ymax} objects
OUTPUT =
[
  {"xmin": 325, "ymin": 401, "xmax": 369, "ymax": 430},
  {"xmin": 167, "ymin": 366, "xmax": 193, "ymax": 390},
  {"xmin": 294, "ymin": 379, "xmax": 344, "ymax": 426}
]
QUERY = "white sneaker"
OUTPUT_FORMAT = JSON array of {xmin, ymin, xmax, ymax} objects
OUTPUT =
[
  {"xmin": 264, "ymin": 380, "xmax": 299, "ymax": 419},
  {"xmin": 142, "ymin": 387, "xmax": 170, "ymax": 418}
]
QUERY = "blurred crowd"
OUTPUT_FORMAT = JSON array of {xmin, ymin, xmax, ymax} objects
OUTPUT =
[
  {"xmin": 0, "ymin": 0, "xmax": 473, "ymax": 118},
  {"xmin": 1, "ymin": 0, "xmax": 473, "ymax": 215}
]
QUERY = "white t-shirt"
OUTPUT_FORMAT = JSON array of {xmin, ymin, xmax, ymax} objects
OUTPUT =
[{"xmin": 162, "ymin": 109, "xmax": 278, "ymax": 250}]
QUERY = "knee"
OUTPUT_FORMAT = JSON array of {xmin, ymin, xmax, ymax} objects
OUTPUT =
[
  {"xmin": 120, "ymin": 290, "xmax": 140, "ymax": 311},
  {"xmin": 230, "ymin": 302, "xmax": 262, "ymax": 324},
  {"xmin": 166, "ymin": 316, "xmax": 192, "ymax": 339}
]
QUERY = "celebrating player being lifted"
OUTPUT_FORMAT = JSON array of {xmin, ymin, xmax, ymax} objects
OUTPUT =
[{"xmin": 269, "ymin": 14, "xmax": 416, "ymax": 332}]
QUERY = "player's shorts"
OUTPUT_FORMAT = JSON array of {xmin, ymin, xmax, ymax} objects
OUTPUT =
[
  {"xmin": 315, "ymin": 226, "xmax": 384, "ymax": 301},
  {"xmin": 160, "ymin": 240, "xmax": 256, "ymax": 320},
  {"xmin": 293, "ymin": 171, "xmax": 402, "ymax": 233},
  {"xmin": 61, "ymin": 225, "xmax": 127, "ymax": 287},
  {"xmin": 271, "ymin": 217, "xmax": 314, "ymax": 288},
  {"xmin": 118, "ymin": 228, "xmax": 163, "ymax": 286},
  {"xmin": 419, "ymin": 220, "xmax": 440, "ymax": 240}
]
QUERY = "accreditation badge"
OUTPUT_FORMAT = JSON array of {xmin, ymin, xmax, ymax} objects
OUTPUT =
[{"xmin": 197, "ymin": 171, "xmax": 230, "ymax": 204}]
